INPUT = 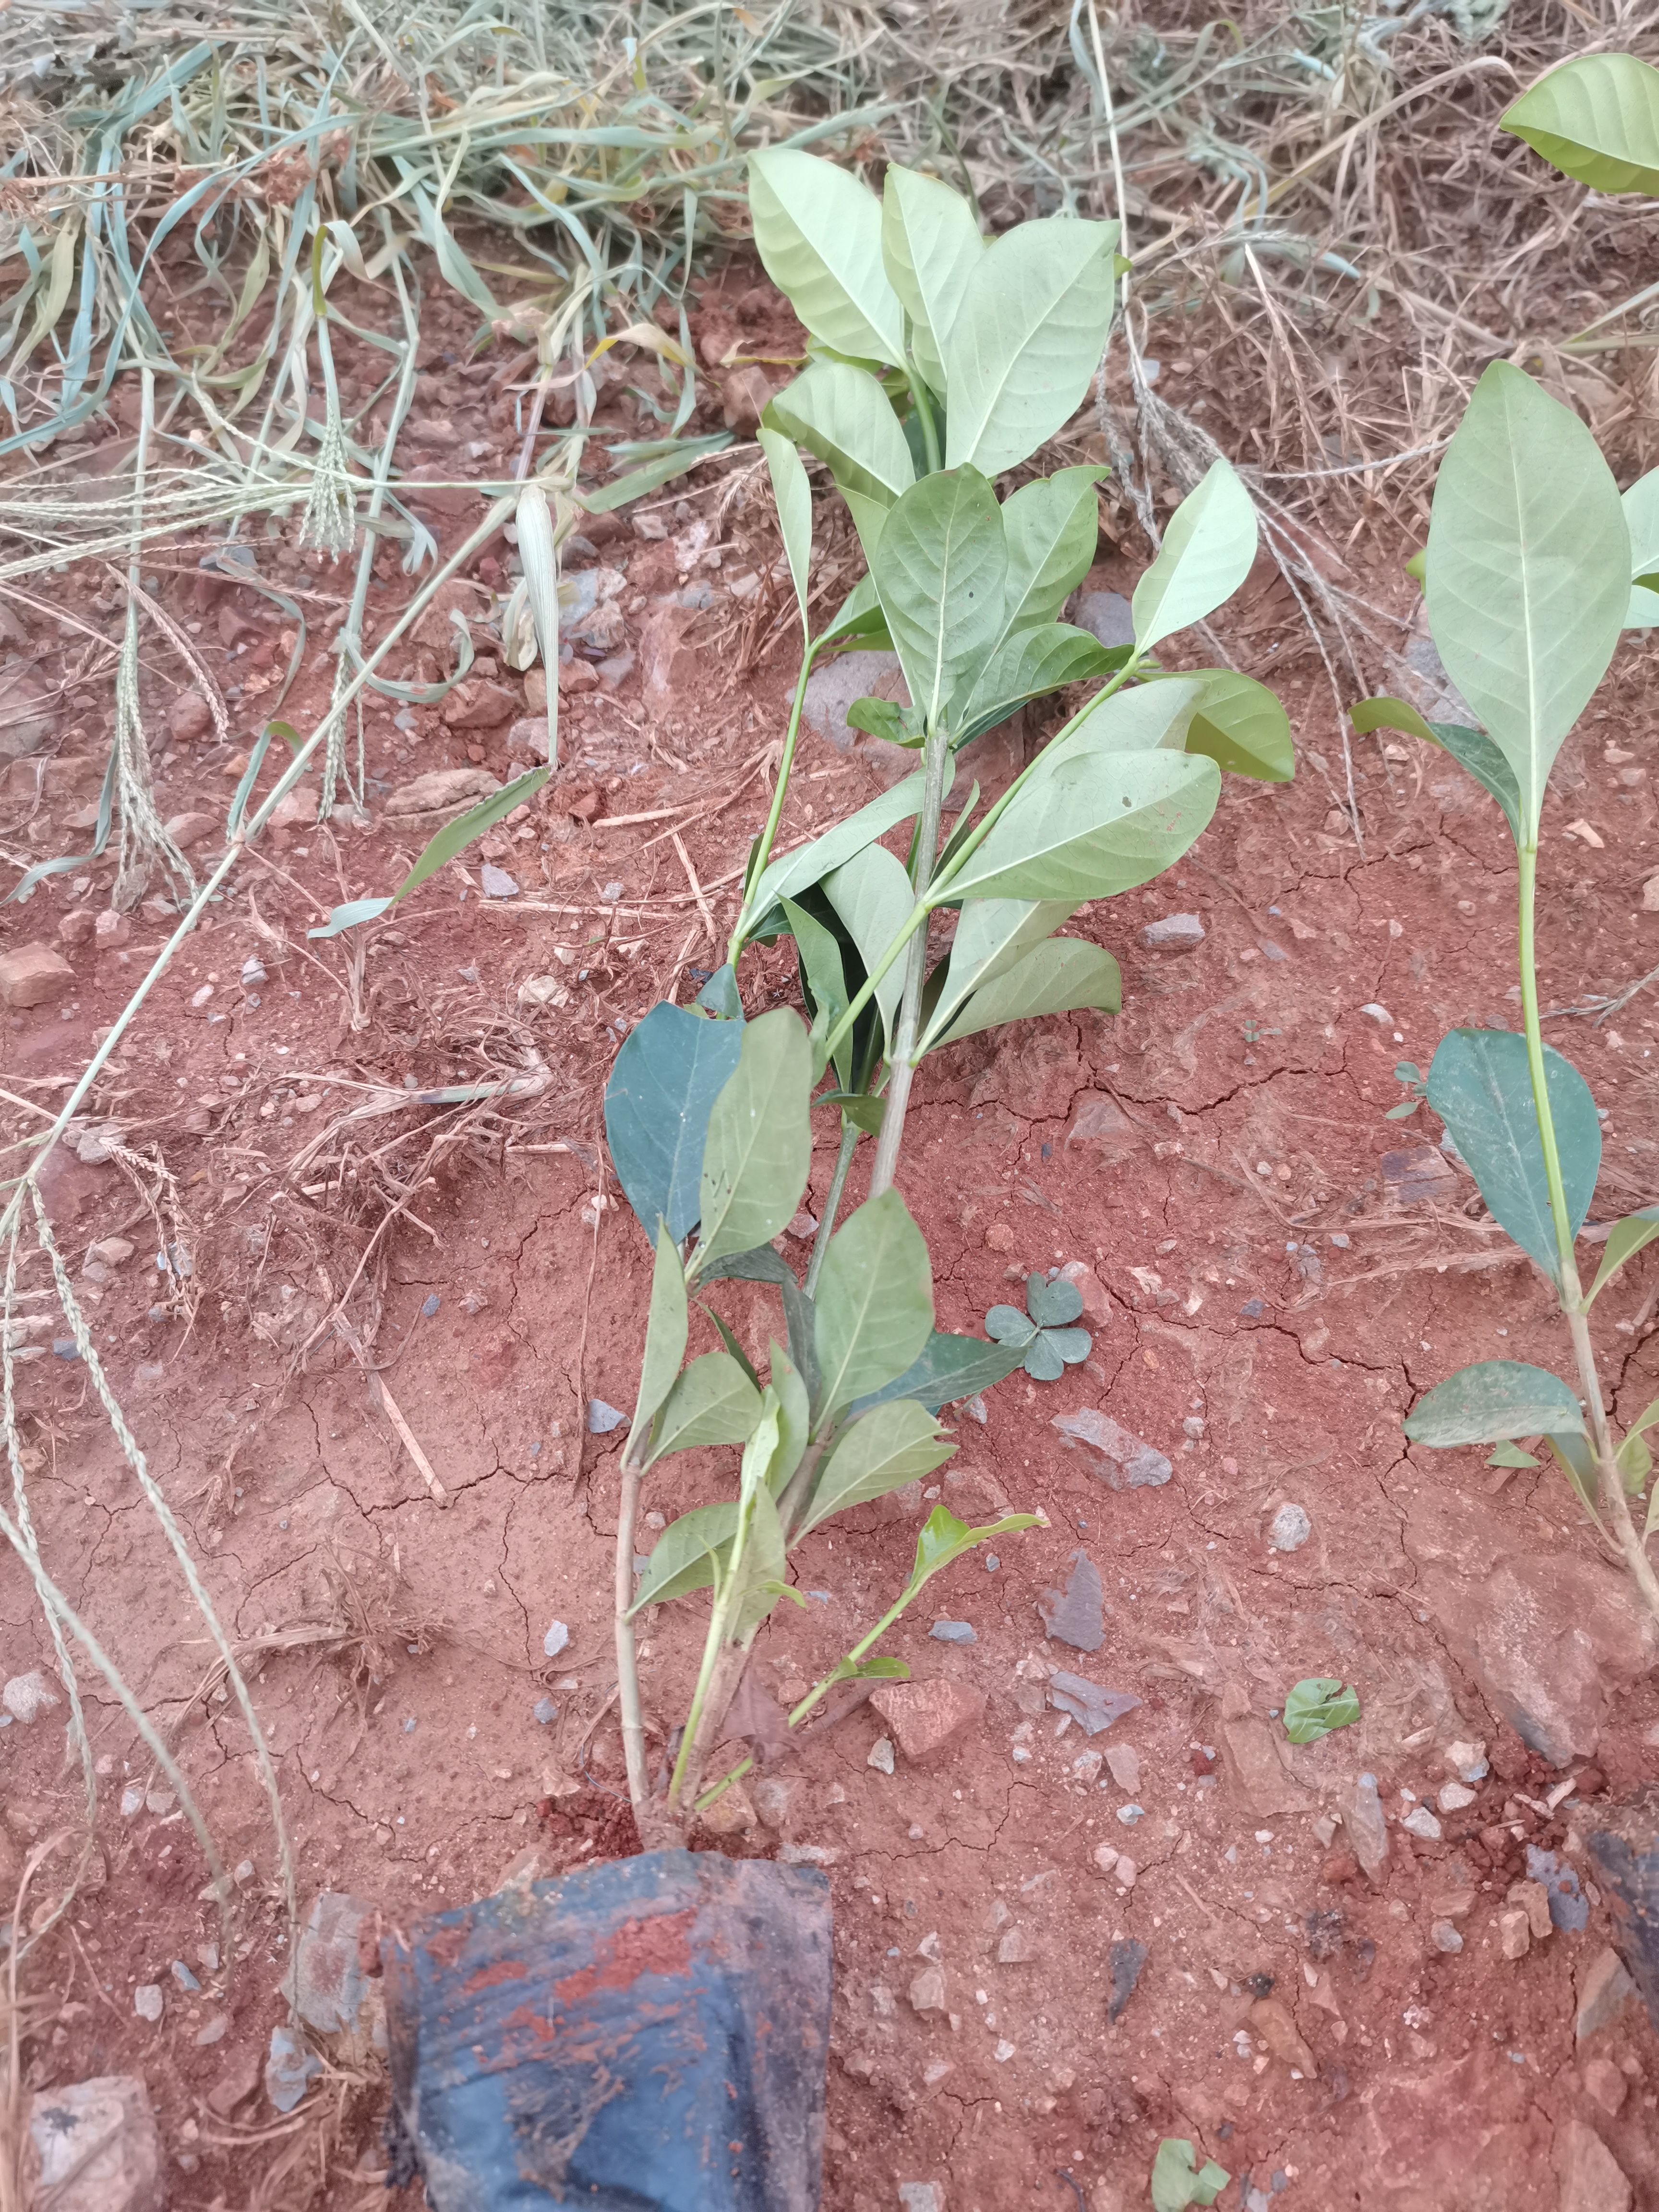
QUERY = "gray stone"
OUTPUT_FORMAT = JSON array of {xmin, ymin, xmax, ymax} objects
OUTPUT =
[
  {"xmin": 265, "ymin": 2023, "xmax": 323, "ymax": 2114},
  {"xmin": 867, "ymin": 1736, "xmax": 895, "ymax": 1775},
  {"xmin": 1526, "ymin": 1844, "xmax": 1588, "ymax": 1933},
  {"xmin": 1046, "ymin": 1671, "xmax": 1141, "ymax": 1736},
  {"xmin": 1106, "ymin": 1937, "xmax": 1146, "ymax": 2023},
  {"xmin": 996, "ymin": 1925, "xmax": 1037, "ymax": 1964},
  {"xmin": 2, "ymin": 1670, "xmax": 59, "ymax": 1723},
  {"xmin": 1575, "ymin": 1947, "xmax": 1638, "ymax": 2044},
  {"xmin": 480, "ymin": 864, "xmax": 520, "ymax": 899},
  {"xmin": 898, "ymin": 2187, "xmax": 943, "ymax": 2212},
  {"xmin": 929, "ymin": 1620, "xmax": 977, "ymax": 1645},
  {"xmin": 1402, "ymin": 1805, "xmax": 1442, "ymax": 1841},
  {"xmin": 1430, "ymin": 1920, "xmax": 1464, "ymax": 1953},
  {"xmin": 1037, "ymin": 1550, "xmax": 1104, "ymax": 1651},
  {"xmin": 132, "ymin": 1985, "xmax": 163, "ymax": 2022},
  {"xmin": 27, "ymin": 2076, "xmax": 162, "ymax": 2212},
  {"xmin": 588, "ymin": 1398, "xmax": 627, "ymax": 1434},
  {"xmin": 1140, "ymin": 912, "xmax": 1205, "ymax": 951},
  {"xmin": 1052, "ymin": 1408, "xmax": 1171, "ymax": 1489},
  {"xmin": 1072, "ymin": 589, "xmax": 1134, "ymax": 649},
  {"xmin": 908, "ymin": 1965, "xmax": 946, "ymax": 2016},
  {"xmin": 1267, "ymin": 1503, "xmax": 1310, "ymax": 1553}
]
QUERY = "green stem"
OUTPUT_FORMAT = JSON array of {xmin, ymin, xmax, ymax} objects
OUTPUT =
[
  {"xmin": 668, "ymin": 1573, "xmax": 736, "ymax": 1809},
  {"xmin": 908, "ymin": 366, "xmax": 942, "ymax": 475},
  {"xmin": 867, "ymin": 711, "xmax": 952, "ymax": 1198},
  {"xmin": 1518, "ymin": 843, "xmax": 1659, "ymax": 1624},
  {"xmin": 805, "ymin": 1121, "xmax": 860, "ymax": 1297},
  {"xmin": 818, "ymin": 901, "xmax": 930, "ymax": 1070},
  {"xmin": 727, "ymin": 632, "xmax": 824, "ymax": 963},
  {"xmin": 614, "ymin": 1455, "xmax": 650, "ymax": 1818}
]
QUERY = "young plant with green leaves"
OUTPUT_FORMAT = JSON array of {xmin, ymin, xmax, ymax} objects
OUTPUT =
[
  {"xmin": 1351, "ymin": 362, "xmax": 1659, "ymax": 1625},
  {"xmin": 706, "ymin": 148, "xmax": 1293, "ymax": 1209},
  {"xmin": 604, "ymin": 1007, "xmax": 1038, "ymax": 1831}
]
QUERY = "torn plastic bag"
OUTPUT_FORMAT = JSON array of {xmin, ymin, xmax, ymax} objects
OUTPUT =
[{"xmin": 383, "ymin": 1847, "xmax": 832, "ymax": 2211}]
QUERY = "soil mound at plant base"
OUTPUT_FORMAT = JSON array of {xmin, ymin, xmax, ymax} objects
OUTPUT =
[{"xmin": 383, "ymin": 1849, "xmax": 832, "ymax": 2210}]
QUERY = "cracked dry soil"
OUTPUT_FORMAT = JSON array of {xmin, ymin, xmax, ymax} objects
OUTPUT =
[{"xmin": 5, "ymin": 532, "xmax": 1659, "ymax": 2212}]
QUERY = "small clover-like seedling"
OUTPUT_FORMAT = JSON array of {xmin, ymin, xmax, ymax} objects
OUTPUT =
[
  {"xmin": 985, "ymin": 1273, "xmax": 1092, "ymax": 1382},
  {"xmin": 1385, "ymin": 1059, "xmax": 1428, "ymax": 1120},
  {"xmin": 1151, "ymin": 2138, "xmax": 1230, "ymax": 2212},
  {"xmin": 1282, "ymin": 1678, "xmax": 1361, "ymax": 1744}
]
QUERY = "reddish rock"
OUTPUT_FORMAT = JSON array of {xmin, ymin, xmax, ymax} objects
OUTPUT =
[
  {"xmin": 1582, "ymin": 2058, "xmax": 1627, "ymax": 2117},
  {"xmin": 0, "ymin": 942, "xmax": 73, "ymax": 1008},
  {"xmin": 1058, "ymin": 1259, "xmax": 1112, "ymax": 1327},
  {"xmin": 558, "ymin": 658, "xmax": 600, "ymax": 695},
  {"xmin": 165, "ymin": 811, "xmax": 220, "ymax": 852},
  {"xmin": 94, "ymin": 910, "xmax": 130, "ymax": 948},
  {"xmin": 58, "ymin": 909, "xmax": 97, "ymax": 948},
  {"xmin": 1554, "ymin": 2119, "xmax": 1632, "ymax": 2212},
  {"xmin": 1359, "ymin": 2050, "xmax": 1535, "ymax": 2210},
  {"xmin": 1321, "ymin": 1850, "xmax": 1360, "ymax": 1887},
  {"xmin": 443, "ymin": 679, "xmax": 520, "ymax": 731},
  {"xmin": 869, "ymin": 1680, "xmax": 985, "ymax": 1766},
  {"xmin": 1249, "ymin": 1996, "xmax": 1316, "ymax": 2075},
  {"xmin": 167, "ymin": 689, "xmax": 215, "ymax": 744},
  {"xmin": 204, "ymin": 2043, "xmax": 262, "ymax": 2119}
]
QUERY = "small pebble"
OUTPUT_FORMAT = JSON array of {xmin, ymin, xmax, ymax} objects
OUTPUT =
[
  {"xmin": 588, "ymin": 1399, "xmax": 627, "ymax": 1435},
  {"xmin": 1430, "ymin": 1921, "xmax": 1464, "ymax": 1954},
  {"xmin": 984, "ymin": 1554, "xmax": 999, "ymax": 1572},
  {"xmin": 1438, "ymin": 1781, "xmax": 1477, "ymax": 1814},
  {"xmin": 868, "ymin": 1737, "xmax": 895, "ymax": 1775},
  {"xmin": 421, "ymin": 1293, "xmax": 441, "ymax": 1318},
  {"xmin": 930, "ymin": 1620, "xmax": 977, "ymax": 1645},
  {"xmin": 1401, "ymin": 1805, "xmax": 1443, "ymax": 1841},
  {"xmin": 195, "ymin": 2014, "xmax": 229, "ymax": 2046},
  {"xmin": 543, "ymin": 1620, "xmax": 570, "ymax": 1659},
  {"xmin": 134, "ymin": 1984, "xmax": 164, "ymax": 2022},
  {"xmin": 533, "ymin": 1697, "xmax": 558, "ymax": 1725},
  {"xmin": 1116, "ymin": 1803, "xmax": 1146, "ymax": 1826},
  {"xmin": 171, "ymin": 1960, "xmax": 202, "ymax": 1991},
  {"xmin": 1267, "ymin": 1503, "xmax": 1310, "ymax": 1553}
]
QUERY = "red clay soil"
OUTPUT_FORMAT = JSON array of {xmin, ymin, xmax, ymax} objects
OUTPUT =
[{"xmin": 4, "ymin": 283, "xmax": 1659, "ymax": 2212}]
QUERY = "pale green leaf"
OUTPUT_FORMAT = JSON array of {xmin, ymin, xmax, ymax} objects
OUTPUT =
[
  {"xmin": 1349, "ymin": 695, "xmax": 1521, "ymax": 843},
  {"xmin": 813, "ymin": 1189, "xmax": 935, "ymax": 1421},
  {"xmin": 943, "ymin": 217, "xmax": 1118, "ymax": 476},
  {"xmin": 643, "ymin": 1351, "xmax": 764, "ymax": 1469},
  {"xmin": 910, "ymin": 1503, "xmax": 1042, "ymax": 1587},
  {"xmin": 626, "ymin": 1502, "xmax": 737, "ymax": 1614},
  {"xmin": 1624, "ymin": 469, "xmax": 1659, "ymax": 629},
  {"xmin": 748, "ymin": 148, "xmax": 906, "ymax": 367},
  {"xmin": 1151, "ymin": 2139, "xmax": 1230, "ymax": 2212},
  {"xmin": 1487, "ymin": 1441, "xmax": 1539, "ymax": 1468},
  {"xmin": 729, "ymin": 1481, "xmax": 792, "ymax": 1640},
  {"xmin": 745, "ymin": 772, "xmax": 929, "ymax": 930},
  {"xmin": 1426, "ymin": 1028, "xmax": 1600, "ymax": 1282},
  {"xmin": 1502, "ymin": 54, "xmax": 1659, "ymax": 195},
  {"xmin": 757, "ymin": 424, "xmax": 813, "ymax": 632},
  {"xmin": 1588, "ymin": 1206, "xmax": 1659, "ymax": 1301},
  {"xmin": 928, "ymin": 937, "xmax": 1121, "ymax": 1048},
  {"xmin": 849, "ymin": 1330, "xmax": 1026, "ymax": 1416},
  {"xmin": 871, "ymin": 467, "xmax": 1008, "ymax": 726},
  {"xmin": 768, "ymin": 1339, "xmax": 812, "ymax": 1499},
  {"xmin": 798, "ymin": 1399, "xmax": 957, "ymax": 1536},
  {"xmin": 1185, "ymin": 670, "xmax": 1293, "ymax": 781},
  {"xmin": 307, "ymin": 768, "xmax": 548, "ymax": 938},
  {"xmin": 1024, "ymin": 670, "xmax": 1203, "ymax": 785},
  {"xmin": 763, "ymin": 360, "xmax": 914, "ymax": 510},
  {"xmin": 1281, "ymin": 1678, "xmax": 1360, "ymax": 1744},
  {"xmin": 945, "ymin": 746, "xmax": 1218, "ymax": 904},
  {"xmin": 1423, "ymin": 362, "xmax": 1628, "ymax": 835},
  {"xmin": 515, "ymin": 483, "xmax": 559, "ymax": 770},
  {"xmin": 1403, "ymin": 1359, "xmax": 1584, "ymax": 1447},
  {"xmin": 917, "ymin": 896, "xmax": 1079, "ymax": 1051},
  {"xmin": 694, "ymin": 1009, "xmax": 813, "ymax": 1274},
  {"xmin": 627, "ymin": 1221, "xmax": 688, "ymax": 1462},
  {"xmin": 956, "ymin": 623, "xmax": 1116, "ymax": 749},
  {"xmin": 1000, "ymin": 465, "xmax": 1109, "ymax": 631},
  {"xmin": 880, "ymin": 164, "xmax": 983, "ymax": 399},
  {"xmin": 822, "ymin": 841, "xmax": 916, "ymax": 1055},
  {"xmin": 1131, "ymin": 459, "xmax": 1258, "ymax": 652}
]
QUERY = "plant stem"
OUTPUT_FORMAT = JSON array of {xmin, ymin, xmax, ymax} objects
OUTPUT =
[
  {"xmin": 668, "ymin": 1579, "xmax": 733, "ymax": 1809},
  {"xmin": 818, "ymin": 902, "xmax": 929, "ymax": 1070},
  {"xmin": 613, "ymin": 1455, "xmax": 650, "ymax": 1819},
  {"xmin": 908, "ymin": 367, "xmax": 942, "ymax": 474},
  {"xmin": 868, "ymin": 715, "xmax": 954, "ymax": 1199},
  {"xmin": 727, "ymin": 633, "xmax": 823, "ymax": 962},
  {"xmin": 1518, "ymin": 843, "xmax": 1659, "ymax": 1623},
  {"xmin": 805, "ymin": 1121, "xmax": 860, "ymax": 1296}
]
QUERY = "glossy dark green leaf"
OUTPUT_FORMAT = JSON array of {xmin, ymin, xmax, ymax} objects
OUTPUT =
[
  {"xmin": 1427, "ymin": 1029, "xmax": 1599, "ymax": 1280},
  {"xmin": 744, "ymin": 771, "xmax": 928, "ymax": 929},
  {"xmin": 1403, "ymin": 1359, "xmax": 1584, "ymax": 1447},
  {"xmin": 728, "ymin": 1482, "xmax": 793, "ymax": 1640},
  {"xmin": 822, "ymin": 842, "xmax": 915, "ymax": 1056},
  {"xmin": 848, "ymin": 1329, "xmax": 1024, "ymax": 1416},
  {"xmin": 696, "ymin": 1009, "xmax": 812, "ymax": 1274},
  {"xmin": 644, "ymin": 1351, "xmax": 765, "ymax": 1468},
  {"xmin": 604, "ymin": 1000, "xmax": 745, "ymax": 1241},
  {"xmin": 813, "ymin": 1188, "xmax": 935, "ymax": 1420},
  {"xmin": 797, "ymin": 1399, "xmax": 956, "ymax": 1536},
  {"xmin": 846, "ymin": 696, "xmax": 925, "ymax": 746}
]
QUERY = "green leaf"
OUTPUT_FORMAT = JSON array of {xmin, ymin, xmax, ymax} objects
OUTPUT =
[
  {"xmin": 604, "ymin": 1000, "xmax": 745, "ymax": 1242},
  {"xmin": 1348, "ymin": 696, "xmax": 1522, "ymax": 844},
  {"xmin": 763, "ymin": 361, "xmax": 914, "ymax": 512},
  {"xmin": 823, "ymin": 1653, "xmax": 911, "ymax": 1686},
  {"xmin": 1281, "ymin": 1678, "xmax": 1361, "ymax": 1744},
  {"xmin": 1403, "ymin": 1359, "xmax": 1584, "ymax": 1447},
  {"xmin": 880, "ymin": 164, "xmax": 983, "ymax": 401},
  {"xmin": 516, "ymin": 483, "xmax": 559, "ymax": 769},
  {"xmin": 813, "ymin": 1188, "xmax": 935, "ymax": 1420},
  {"xmin": 848, "ymin": 1329, "xmax": 1026, "ymax": 1416},
  {"xmin": 757, "ymin": 424, "xmax": 813, "ymax": 632},
  {"xmin": 1501, "ymin": 54, "xmax": 1659, "ymax": 195},
  {"xmin": 822, "ymin": 842, "xmax": 915, "ymax": 1056},
  {"xmin": 625, "ymin": 1502, "xmax": 738, "ymax": 1614},
  {"xmin": 871, "ymin": 467, "xmax": 1008, "ymax": 727},
  {"xmin": 1384, "ymin": 1100, "xmax": 1422, "ymax": 1121},
  {"xmin": 823, "ymin": 570, "xmax": 893, "ymax": 649},
  {"xmin": 767, "ymin": 1339, "xmax": 812, "ymax": 1499},
  {"xmin": 1647, "ymin": 1486, "xmax": 1659, "ymax": 1543},
  {"xmin": 748, "ymin": 148, "xmax": 906, "ymax": 367},
  {"xmin": 910, "ymin": 1503, "xmax": 1043, "ymax": 1588},
  {"xmin": 582, "ymin": 435, "xmax": 734, "ymax": 515},
  {"xmin": 644, "ymin": 1351, "xmax": 765, "ymax": 1469},
  {"xmin": 728, "ymin": 1481, "xmax": 793, "ymax": 1641},
  {"xmin": 628, "ymin": 1221, "xmax": 688, "ymax": 1460},
  {"xmin": 1151, "ymin": 2139, "xmax": 1231, "ymax": 2212},
  {"xmin": 845, "ymin": 697, "xmax": 924, "ymax": 746},
  {"xmin": 782, "ymin": 892, "xmax": 854, "ymax": 1085},
  {"xmin": 917, "ymin": 896, "xmax": 1078, "ymax": 1051},
  {"xmin": 307, "ymin": 768, "xmax": 549, "ymax": 938},
  {"xmin": 1623, "ymin": 470, "xmax": 1659, "ymax": 629},
  {"xmin": 1587, "ymin": 1206, "xmax": 1659, "ymax": 1302},
  {"xmin": 695, "ymin": 1009, "xmax": 813, "ymax": 1275},
  {"xmin": 696, "ymin": 1246, "xmax": 819, "ymax": 1411},
  {"xmin": 926, "ymin": 937, "xmax": 1121, "ymax": 1047},
  {"xmin": 797, "ymin": 1399, "xmax": 956, "ymax": 1537},
  {"xmin": 1487, "ymin": 1440, "xmax": 1539, "ymax": 1468},
  {"xmin": 955, "ymin": 624, "xmax": 1115, "ymax": 750},
  {"xmin": 1426, "ymin": 1028, "xmax": 1600, "ymax": 1281},
  {"xmin": 701, "ymin": 1306, "xmax": 761, "ymax": 1392},
  {"xmin": 1024, "ymin": 667, "xmax": 1203, "ymax": 782},
  {"xmin": 985, "ymin": 1304, "xmax": 1038, "ymax": 1346},
  {"xmin": 943, "ymin": 216, "xmax": 1118, "ymax": 476},
  {"xmin": 1131, "ymin": 459, "xmax": 1258, "ymax": 653},
  {"xmin": 1547, "ymin": 1429, "xmax": 1604, "ymax": 1526},
  {"xmin": 1622, "ymin": 1395, "xmax": 1659, "ymax": 1444},
  {"xmin": 744, "ymin": 771, "xmax": 928, "ymax": 929},
  {"xmin": 1617, "ymin": 1428, "xmax": 1651, "ymax": 1491},
  {"xmin": 1185, "ymin": 670, "xmax": 1293, "ymax": 781},
  {"xmin": 696, "ymin": 963, "xmax": 743, "ymax": 1020},
  {"xmin": 1423, "ymin": 361, "xmax": 1629, "ymax": 836},
  {"xmin": 945, "ymin": 746, "xmax": 1218, "ymax": 904},
  {"xmin": 1027, "ymin": 1273, "xmax": 1082, "ymax": 1326},
  {"xmin": 1033, "ymin": 1325, "xmax": 1089, "ymax": 1370},
  {"xmin": 1000, "ymin": 466, "xmax": 1110, "ymax": 631}
]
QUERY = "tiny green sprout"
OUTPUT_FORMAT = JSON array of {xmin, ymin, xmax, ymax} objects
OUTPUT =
[
  {"xmin": 1151, "ymin": 2138, "xmax": 1230, "ymax": 2212},
  {"xmin": 1282, "ymin": 1678, "xmax": 1361, "ymax": 1744},
  {"xmin": 984, "ymin": 1273, "xmax": 1092, "ymax": 1382},
  {"xmin": 1386, "ymin": 1060, "xmax": 1428, "ymax": 1120}
]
